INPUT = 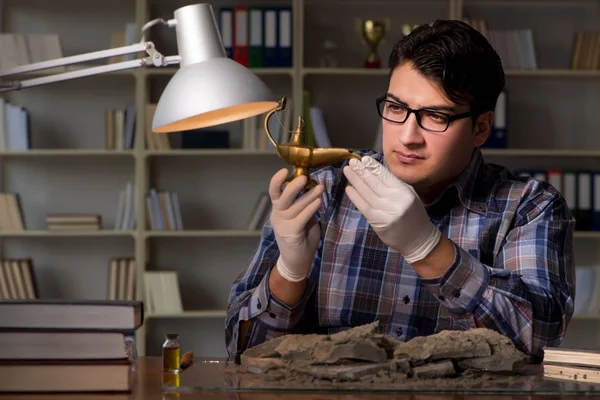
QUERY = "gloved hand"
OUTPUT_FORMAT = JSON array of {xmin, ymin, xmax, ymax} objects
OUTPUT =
[
  {"xmin": 269, "ymin": 169, "xmax": 324, "ymax": 282},
  {"xmin": 343, "ymin": 156, "xmax": 441, "ymax": 264}
]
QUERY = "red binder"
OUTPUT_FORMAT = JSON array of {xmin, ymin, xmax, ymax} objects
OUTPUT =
[{"xmin": 233, "ymin": 6, "xmax": 249, "ymax": 66}]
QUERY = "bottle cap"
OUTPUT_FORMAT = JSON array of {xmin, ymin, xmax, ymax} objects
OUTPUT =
[{"xmin": 166, "ymin": 333, "xmax": 179, "ymax": 340}]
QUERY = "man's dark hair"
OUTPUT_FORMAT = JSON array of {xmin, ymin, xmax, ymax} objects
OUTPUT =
[{"xmin": 388, "ymin": 20, "xmax": 505, "ymax": 115}]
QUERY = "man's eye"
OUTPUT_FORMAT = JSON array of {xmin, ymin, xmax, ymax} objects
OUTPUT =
[
  {"xmin": 387, "ymin": 104, "xmax": 404, "ymax": 112},
  {"xmin": 424, "ymin": 112, "xmax": 448, "ymax": 123}
]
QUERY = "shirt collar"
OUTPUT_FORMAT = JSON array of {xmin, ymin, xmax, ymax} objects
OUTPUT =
[{"xmin": 432, "ymin": 147, "xmax": 489, "ymax": 215}]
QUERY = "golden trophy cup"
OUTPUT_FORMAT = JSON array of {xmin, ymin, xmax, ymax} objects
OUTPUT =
[
  {"xmin": 263, "ymin": 97, "xmax": 362, "ymax": 190},
  {"xmin": 356, "ymin": 18, "xmax": 389, "ymax": 68},
  {"xmin": 402, "ymin": 23, "xmax": 421, "ymax": 37}
]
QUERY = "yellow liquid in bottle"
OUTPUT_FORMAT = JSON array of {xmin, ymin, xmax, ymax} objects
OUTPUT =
[
  {"xmin": 162, "ymin": 371, "xmax": 181, "ymax": 387},
  {"xmin": 162, "ymin": 345, "xmax": 181, "ymax": 372}
]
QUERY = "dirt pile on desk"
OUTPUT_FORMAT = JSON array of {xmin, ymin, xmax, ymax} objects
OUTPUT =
[{"xmin": 235, "ymin": 321, "xmax": 530, "ymax": 388}]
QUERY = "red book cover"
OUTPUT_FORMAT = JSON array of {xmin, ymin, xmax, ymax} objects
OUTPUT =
[{"xmin": 233, "ymin": 6, "xmax": 249, "ymax": 66}]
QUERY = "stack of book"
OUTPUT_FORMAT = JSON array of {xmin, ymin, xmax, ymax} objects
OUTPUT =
[
  {"xmin": 543, "ymin": 347, "xmax": 600, "ymax": 384},
  {"xmin": 46, "ymin": 213, "xmax": 101, "ymax": 231},
  {"xmin": 0, "ymin": 299, "xmax": 143, "ymax": 392}
]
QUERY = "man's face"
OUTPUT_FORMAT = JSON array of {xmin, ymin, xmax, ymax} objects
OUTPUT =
[{"xmin": 381, "ymin": 61, "xmax": 490, "ymax": 203}]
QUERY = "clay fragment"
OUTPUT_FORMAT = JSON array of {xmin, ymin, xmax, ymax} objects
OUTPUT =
[
  {"xmin": 291, "ymin": 362, "xmax": 392, "ymax": 381},
  {"xmin": 456, "ymin": 328, "xmax": 530, "ymax": 371},
  {"xmin": 393, "ymin": 329, "xmax": 492, "ymax": 363},
  {"xmin": 412, "ymin": 359, "xmax": 457, "ymax": 379},
  {"xmin": 237, "ymin": 321, "xmax": 530, "ymax": 385},
  {"xmin": 328, "ymin": 321, "xmax": 383, "ymax": 344},
  {"xmin": 275, "ymin": 334, "xmax": 327, "ymax": 361},
  {"xmin": 312, "ymin": 340, "xmax": 388, "ymax": 364}
]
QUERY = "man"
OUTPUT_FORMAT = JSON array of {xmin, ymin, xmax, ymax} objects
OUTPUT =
[{"xmin": 225, "ymin": 20, "xmax": 575, "ymax": 363}]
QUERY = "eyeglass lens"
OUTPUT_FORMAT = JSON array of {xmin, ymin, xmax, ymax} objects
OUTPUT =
[{"xmin": 379, "ymin": 101, "xmax": 449, "ymax": 132}]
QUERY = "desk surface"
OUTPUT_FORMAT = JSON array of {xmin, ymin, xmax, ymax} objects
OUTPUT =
[{"xmin": 2, "ymin": 357, "xmax": 600, "ymax": 400}]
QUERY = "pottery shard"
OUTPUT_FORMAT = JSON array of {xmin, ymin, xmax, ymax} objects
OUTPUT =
[
  {"xmin": 240, "ymin": 356, "xmax": 285, "ymax": 374},
  {"xmin": 393, "ymin": 357, "xmax": 412, "ymax": 374},
  {"xmin": 275, "ymin": 334, "xmax": 328, "ymax": 361},
  {"xmin": 393, "ymin": 329, "xmax": 492, "ymax": 363},
  {"xmin": 241, "ymin": 334, "xmax": 288, "ymax": 359},
  {"xmin": 291, "ymin": 362, "xmax": 392, "ymax": 381},
  {"xmin": 240, "ymin": 334, "xmax": 325, "ymax": 371},
  {"xmin": 412, "ymin": 360, "xmax": 457, "ymax": 379},
  {"xmin": 328, "ymin": 321, "xmax": 384, "ymax": 344},
  {"xmin": 312, "ymin": 340, "xmax": 388, "ymax": 364},
  {"xmin": 456, "ymin": 328, "xmax": 529, "ymax": 372}
]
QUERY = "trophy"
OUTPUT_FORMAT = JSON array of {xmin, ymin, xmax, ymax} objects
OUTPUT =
[
  {"xmin": 402, "ymin": 23, "xmax": 421, "ymax": 37},
  {"xmin": 356, "ymin": 18, "xmax": 389, "ymax": 68}
]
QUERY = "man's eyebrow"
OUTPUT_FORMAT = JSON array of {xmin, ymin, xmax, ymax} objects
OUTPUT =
[{"xmin": 385, "ymin": 93, "xmax": 457, "ymax": 113}]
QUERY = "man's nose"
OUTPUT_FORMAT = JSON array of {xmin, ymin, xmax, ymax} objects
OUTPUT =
[{"xmin": 398, "ymin": 112, "xmax": 425, "ymax": 146}]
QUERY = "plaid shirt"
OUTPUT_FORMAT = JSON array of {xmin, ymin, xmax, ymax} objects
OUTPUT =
[{"xmin": 225, "ymin": 148, "xmax": 575, "ymax": 362}]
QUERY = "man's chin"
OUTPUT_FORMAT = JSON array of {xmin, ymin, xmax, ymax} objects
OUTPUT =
[{"xmin": 387, "ymin": 165, "xmax": 425, "ymax": 186}]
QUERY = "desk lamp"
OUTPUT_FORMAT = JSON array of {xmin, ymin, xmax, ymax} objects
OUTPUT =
[{"xmin": 0, "ymin": 3, "xmax": 360, "ymax": 188}]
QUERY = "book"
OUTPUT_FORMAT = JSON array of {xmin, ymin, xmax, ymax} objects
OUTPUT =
[
  {"xmin": 543, "ymin": 347, "xmax": 600, "ymax": 368},
  {"xmin": 0, "ymin": 359, "xmax": 131, "ymax": 392},
  {"xmin": 0, "ymin": 299, "xmax": 143, "ymax": 331},
  {"xmin": 544, "ymin": 363, "xmax": 600, "ymax": 384},
  {"xmin": 0, "ymin": 330, "xmax": 127, "ymax": 360}
]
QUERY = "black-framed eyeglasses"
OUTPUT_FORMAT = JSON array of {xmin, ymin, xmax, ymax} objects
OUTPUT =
[{"xmin": 375, "ymin": 95, "xmax": 475, "ymax": 133}]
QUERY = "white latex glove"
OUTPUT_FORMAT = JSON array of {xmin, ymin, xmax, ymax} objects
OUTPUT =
[
  {"xmin": 269, "ymin": 169, "xmax": 324, "ymax": 282},
  {"xmin": 343, "ymin": 156, "xmax": 441, "ymax": 264}
]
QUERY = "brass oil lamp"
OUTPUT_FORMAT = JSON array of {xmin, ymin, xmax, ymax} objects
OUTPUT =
[{"xmin": 263, "ymin": 97, "xmax": 362, "ymax": 190}]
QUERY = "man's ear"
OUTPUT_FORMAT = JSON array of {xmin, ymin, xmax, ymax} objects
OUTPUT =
[{"xmin": 472, "ymin": 111, "xmax": 493, "ymax": 147}]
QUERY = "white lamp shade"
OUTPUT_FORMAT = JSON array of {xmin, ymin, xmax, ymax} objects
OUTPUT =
[
  {"xmin": 151, "ymin": 3, "xmax": 278, "ymax": 133},
  {"xmin": 152, "ymin": 57, "xmax": 278, "ymax": 133}
]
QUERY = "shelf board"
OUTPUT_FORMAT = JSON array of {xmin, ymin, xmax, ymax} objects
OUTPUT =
[
  {"xmin": 144, "ymin": 67, "xmax": 293, "ymax": 77},
  {"xmin": 465, "ymin": 0, "xmax": 596, "ymax": 4},
  {"xmin": 145, "ymin": 230, "xmax": 262, "ymax": 238},
  {"xmin": 482, "ymin": 149, "xmax": 600, "ymax": 157},
  {"xmin": 145, "ymin": 310, "xmax": 227, "ymax": 319},
  {"xmin": 505, "ymin": 69, "xmax": 600, "ymax": 78},
  {"xmin": 303, "ymin": 67, "xmax": 388, "ymax": 76},
  {"xmin": 144, "ymin": 149, "xmax": 279, "ymax": 157},
  {"xmin": 303, "ymin": 68, "xmax": 600, "ymax": 79},
  {"xmin": 0, "ymin": 149, "xmax": 134, "ymax": 157},
  {"xmin": 0, "ymin": 230, "xmax": 135, "ymax": 237},
  {"xmin": 572, "ymin": 313, "xmax": 600, "ymax": 321},
  {"xmin": 574, "ymin": 231, "xmax": 600, "ymax": 239}
]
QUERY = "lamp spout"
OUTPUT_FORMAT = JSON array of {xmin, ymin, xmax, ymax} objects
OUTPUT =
[{"xmin": 264, "ymin": 97, "xmax": 362, "ymax": 189}]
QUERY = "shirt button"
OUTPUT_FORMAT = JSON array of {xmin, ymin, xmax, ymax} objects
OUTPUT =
[
  {"xmin": 396, "ymin": 327, "xmax": 403, "ymax": 337},
  {"xmin": 438, "ymin": 295, "xmax": 445, "ymax": 301},
  {"xmin": 257, "ymin": 300, "xmax": 262, "ymax": 309},
  {"xmin": 403, "ymin": 295, "xmax": 410, "ymax": 304},
  {"xmin": 269, "ymin": 312, "xmax": 276, "ymax": 318},
  {"xmin": 453, "ymin": 289, "xmax": 461, "ymax": 298}
]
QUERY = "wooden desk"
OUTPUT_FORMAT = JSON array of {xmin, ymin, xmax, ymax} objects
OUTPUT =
[{"xmin": 1, "ymin": 357, "xmax": 600, "ymax": 400}]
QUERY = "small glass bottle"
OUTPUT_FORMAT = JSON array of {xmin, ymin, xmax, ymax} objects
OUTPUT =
[{"xmin": 162, "ymin": 333, "xmax": 181, "ymax": 372}]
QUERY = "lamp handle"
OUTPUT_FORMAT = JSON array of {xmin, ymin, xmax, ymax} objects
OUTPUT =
[{"xmin": 263, "ymin": 97, "xmax": 288, "ymax": 149}]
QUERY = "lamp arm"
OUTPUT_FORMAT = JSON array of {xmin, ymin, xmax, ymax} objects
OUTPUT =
[
  {"xmin": 0, "ymin": 16, "xmax": 180, "ymax": 93},
  {"xmin": 0, "ymin": 41, "xmax": 181, "ymax": 93},
  {"xmin": 141, "ymin": 18, "xmax": 177, "ymax": 41}
]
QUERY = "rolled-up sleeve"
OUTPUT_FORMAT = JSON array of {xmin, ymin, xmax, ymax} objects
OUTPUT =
[{"xmin": 224, "ymin": 222, "xmax": 313, "ymax": 360}]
